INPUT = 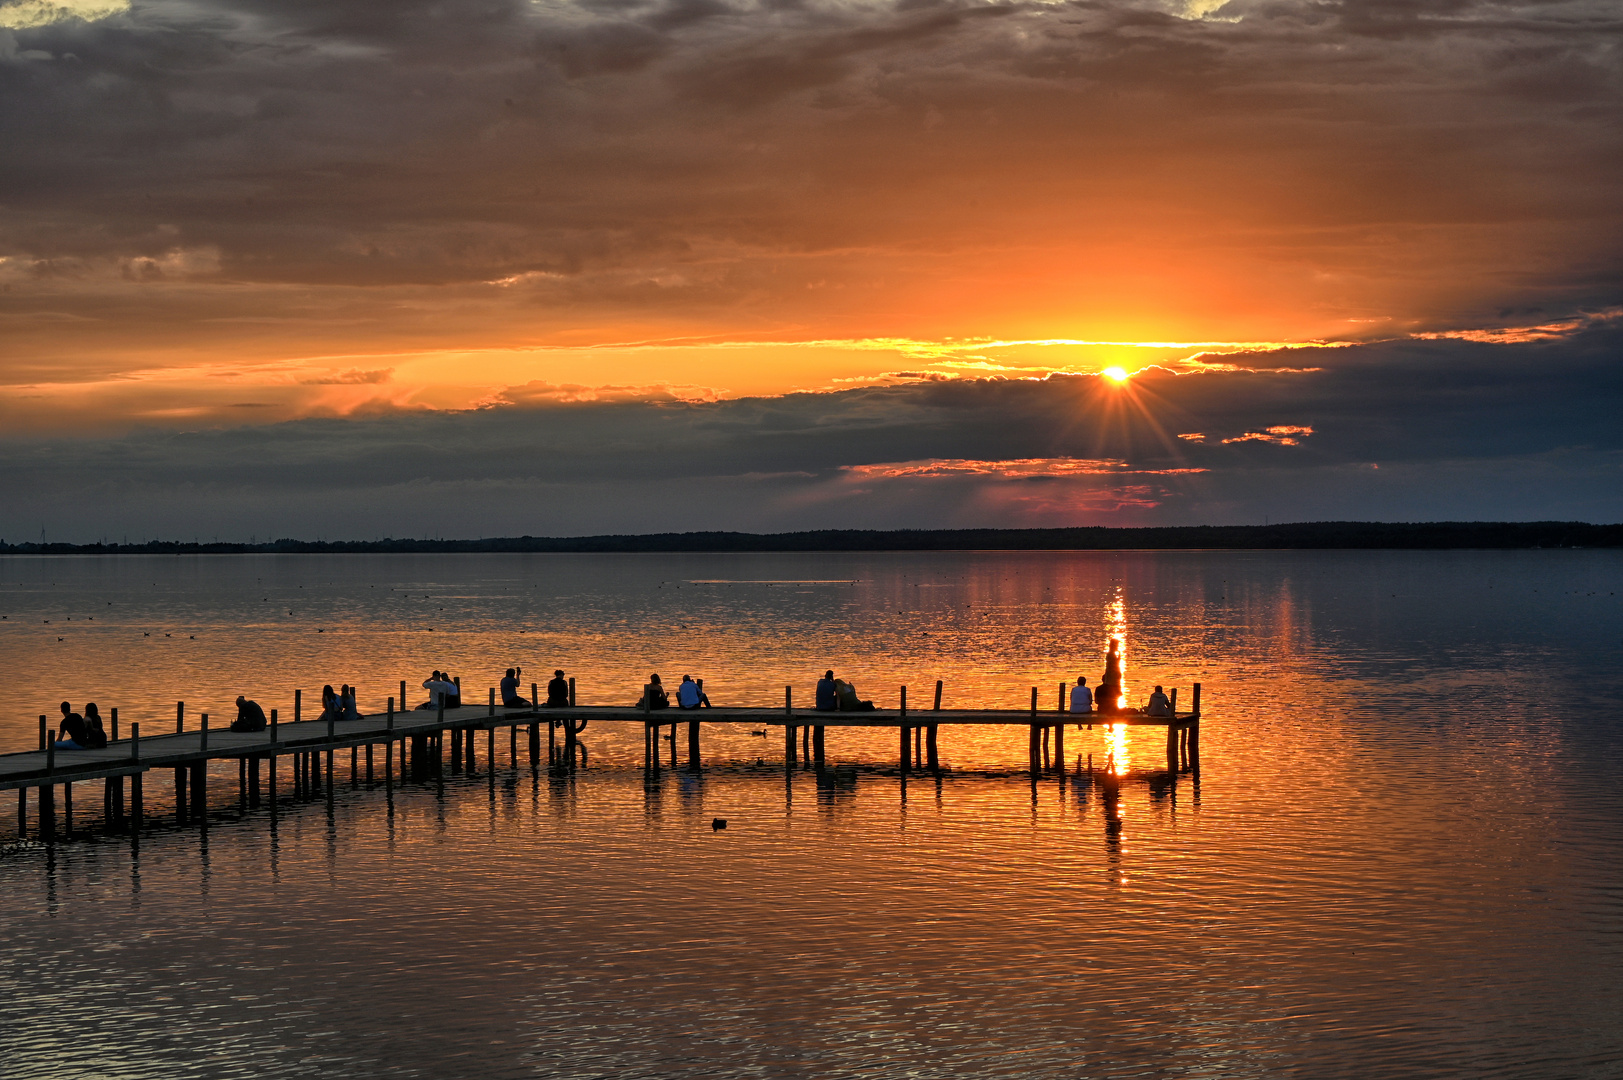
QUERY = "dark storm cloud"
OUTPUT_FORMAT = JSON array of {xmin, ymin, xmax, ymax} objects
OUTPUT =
[{"xmin": 2, "ymin": 330, "xmax": 1618, "ymax": 539}]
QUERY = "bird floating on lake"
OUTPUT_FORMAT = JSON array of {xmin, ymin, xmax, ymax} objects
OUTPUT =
[{"xmin": 711, "ymin": 818, "xmax": 727, "ymax": 831}]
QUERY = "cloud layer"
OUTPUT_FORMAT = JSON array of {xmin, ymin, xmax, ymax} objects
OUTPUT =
[
  {"xmin": 3, "ymin": 0, "xmax": 1622, "ymax": 391},
  {"xmin": 4, "ymin": 328, "xmax": 1618, "ymax": 540}
]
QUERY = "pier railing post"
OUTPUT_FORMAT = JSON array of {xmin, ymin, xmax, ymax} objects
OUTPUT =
[
  {"xmin": 130, "ymin": 723, "xmax": 143, "ymax": 836},
  {"xmin": 200, "ymin": 711, "xmax": 209, "ymax": 752},
  {"xmin": 488, "ymin": 687, "xmax": 495, "ymax": 717},
  {"xmin": 111, "ymin": 706, "xmax": 119, "ymax": 742},
  {"xmin": 785, "ymin": 685, "xmax": 796, "ymax": 768},
  {"xmin": 39, "ymin": 713, "xmax": 46, "ymax": 750},
  {"xmin": 899, "ymin": 685, "xmax": 910, "ymax": 774},
  {"xmin": 1054, "ymin": 687, "xmax": 1064, "ymax": 773},
  {"xmin": 1028, "ymin": 687, "xmax": 1040, "ymax": 777}
]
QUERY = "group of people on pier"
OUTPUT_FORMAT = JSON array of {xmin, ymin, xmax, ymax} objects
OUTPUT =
[{"xmin": 1068, "ymin": 639, "xmax": 1172, "ymax": 717}]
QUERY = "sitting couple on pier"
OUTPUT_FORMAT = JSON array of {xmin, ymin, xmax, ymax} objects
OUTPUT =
[
  {"xmin": 51, "ymin": 701, "xmax": 108, "ymax": 750},
  {"xmin": 418, "ymin": 671, "xmax": 461, "ymax": 710},
  {"xmin": 815, "ymin": 671, "xmax": 875, "ymax": 712},
  {"xmin": 636, "ymin": 673, "xmax": 711, "ymax": 710},
  {"xmin": 321, "ymin": 684, "xmax": 364, "ymax": 723}
]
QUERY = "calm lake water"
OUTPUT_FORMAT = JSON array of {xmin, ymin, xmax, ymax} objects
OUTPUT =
[{"xmin": 1, "ymin": 550, "xmax": 1620, "ymax": 1079}]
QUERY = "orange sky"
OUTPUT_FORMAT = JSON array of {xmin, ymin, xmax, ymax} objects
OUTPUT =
[{"xmin": 3, "ymin": 0, "xmax": 1619, "ymax": 436}]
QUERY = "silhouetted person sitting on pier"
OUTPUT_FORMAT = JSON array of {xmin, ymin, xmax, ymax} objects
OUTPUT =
[
  {"xmin": 339, "ymin": 684, "xmax": 363, "ymax": 721},
  {"xmin": 232, "ymin": 695, "xmax": 268, "ymax": 732},
  {"xmin": 320, "ymin": 684, "xmax": 339, "ymax": 722},
  {"xmin": 1146, "ymin": 686, "xmax": 1172, "ymax": 717},
  {"xmin": 545, "ymin": 670, "xmax": 570, "ymax": 708},
  {"xmin": 1069, "ymin": 677, "xmax": 1093, "ymax": 714},
  {"xmin": 816, "ymin": 670, "xmax": 838, "ymax": 711},
  {"xmin": 501, "ymin": 667, "xmax": 528, "ymax": 707},
  {"xmin": 834, "ymin": 678, "xmax": 875, "ymax": 712},
  {"xmin": 1095, "ymin": 682, "xmax": 1121, "ymax": 715},
  {"xmin": 83, "ymin": 703, "xmax": 109, "ymax": 749},
  {"xmin": 639, "ymin": 674, "xmax": 670, "ymax": 710},
  {"xmin": 54, "ymin": 701, "xmax": 89, "ymax": 749},
  {"xmin": 677, "ymin": 675, "xmax": 710, "ymax": 709}
]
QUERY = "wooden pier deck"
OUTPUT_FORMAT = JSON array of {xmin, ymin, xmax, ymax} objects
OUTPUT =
[{"xmin": 3, "ymin": 681, "xmax": 1202, "ymax": 842}]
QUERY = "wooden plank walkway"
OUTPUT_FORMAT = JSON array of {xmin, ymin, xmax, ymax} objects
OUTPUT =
[
  {"xmin": 0, "ymin": 703, "xmax": 1198, "ymax": 790},
  {"xmin": 3, "ymin": 681, "xmax": 1203, "ymax": 842}
]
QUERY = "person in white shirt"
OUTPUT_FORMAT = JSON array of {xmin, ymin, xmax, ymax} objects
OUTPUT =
[
  {"xmin": 1069, "ymin": 676, "xmax": 1093, "ymax": 714},
  {"xmin": 677, "ymin": 675, "xmax": 710, "ymax": 710},
  {"xmin": 1146, "ymin": 685, "xmax": 1172, "ymax": 716}
]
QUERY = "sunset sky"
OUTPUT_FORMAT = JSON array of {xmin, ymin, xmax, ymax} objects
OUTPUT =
[{"xmin": 1, "ymin": 0, "xmax": 1619, "ymax": 539}]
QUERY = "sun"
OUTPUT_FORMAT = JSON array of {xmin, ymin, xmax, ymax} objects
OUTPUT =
[{"xmin": 1102, "ymin": 366, "xmax": 1131, "ymax": 383}]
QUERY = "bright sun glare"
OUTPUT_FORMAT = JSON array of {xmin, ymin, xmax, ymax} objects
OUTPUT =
[{"xmin": 1102, "ymin": 366, "xmax": 1131, "ymax": 383}]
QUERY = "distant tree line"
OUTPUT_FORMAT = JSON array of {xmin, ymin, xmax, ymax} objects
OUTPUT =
[{"xmin": 0, "ymin": 521, "xmax": 1618, "ymax": 554}]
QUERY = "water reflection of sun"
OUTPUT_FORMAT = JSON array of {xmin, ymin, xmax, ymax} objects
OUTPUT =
[{"xmin": 1106, "ymin": 589, "xmax": 1129, "ymax": 774}]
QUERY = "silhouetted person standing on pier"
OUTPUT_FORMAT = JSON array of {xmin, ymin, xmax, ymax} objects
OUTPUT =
[
  {"xmin": 232, "ymin": 695, "xmax": 268, "ymax": 732},
  {"xmin": 545, "ymin": 670, "xmax": 570, "ymax": 708}
]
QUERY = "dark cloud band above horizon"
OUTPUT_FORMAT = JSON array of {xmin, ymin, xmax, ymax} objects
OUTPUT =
[{"xmin": 2, "ymin": 329, "xmax": 1618, "ymax": 541}]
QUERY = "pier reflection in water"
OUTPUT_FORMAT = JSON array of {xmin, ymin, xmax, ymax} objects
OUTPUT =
[{"xmin": 0, "ymin": 550, "xmax": 1620, "ymax": 1079}]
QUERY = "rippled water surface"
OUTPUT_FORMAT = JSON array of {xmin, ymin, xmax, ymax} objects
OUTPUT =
[{"xmin": 1, "ymin": 551, "xmax": 1620, "ymax": 1079}]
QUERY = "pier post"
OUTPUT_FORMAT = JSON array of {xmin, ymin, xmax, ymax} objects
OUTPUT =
[
  {"xmin": 190, "ymin": 761, "xmax": 206, "ymax": 830},
  {"xmin": 549, "ymin": 716, "xmax": 557, "ymax": 766},
  {"xmin": 687, "ymin": 715, "xmax": 700, "ymax": 772},
  {"xmin": 510, "ymin": 723, "xmax": 517, "ymax": 767},
  {"xmin": 489, "ymin": 687, "xmax": 495, "ymax": 717},
  {"xmin": 1029, "ymin": 687, "xmax": 1041, "ymax": 777},
  {"xmin": 130, "ymin": 732, "xmax": 143, "ymax": 836},
  {"xmin": 487, "ymin": 725, "xmax": 495, "ymax": 773},
  {"xmin": 812, "ymin": 724, "xmax": 825, "ymax": 770},
  {"xmin": 350, "ymin": 745, "xmax": 357, "ymax": 785},
  {"xmin": 200, "ymin": 711, "xmax": 209, "ymax": 752},
  {"xmin": 529, "ymin": 684, "xmax": 541, "ymax": 767},
  {"xmin": 250, "ymin": 753, "xmax": 262, "ymax": 809},
  {"xmin": 39, "ymin": 780, "xmax": 55, "ymax": 844},
  {"xmin": 927, "ymin": 723, "xmax": 939, "ymax": 774},
  {"xmin": 1051, "ymin": 685, "xmax": 1064, "ymax": 769},
  {"xmin": 568, "ymin": 678, "xmax": 576, "ymax": 706},
  {"xmin": 294, "ymin": 689, "xmax": 300, "ymax": 726},
  {"xmin": 1189, "ymin": 683, "xmax": 1201, "ymax": 773},
  {"xmin": 784, "ymin": 685, "xmax": 796, "ymax": 767},
  {"xmin": 239, "ymin": 756, "xmax": 247, "ymax": 813},
  {"xmin": 367, "ymin": 742, "xmax": 374, "ymax": 784},
  {"xmin": 468, "ymin": 723, "xmax": 477, "ymax": 772},
  {"xmin": 110, "ymin": 708, "xmax": 122, "ymax": 825},
  {"xmin": 899, "ymin": 684, "xmax": 910, "ymax": 774},
  {"xmin": 63, "ymin": 780, "xmax": 73, "ymax": 838},
  {"xmin": 400, "ymin": 680, "xmax": 407, "ymax": 714},
  {"xmin": 16, "ymin": 788, "xmax": 23, "ymax": 838},
  {"xmin": 452, "ymin": 727, "xmax": 462, "ymax": 772}
]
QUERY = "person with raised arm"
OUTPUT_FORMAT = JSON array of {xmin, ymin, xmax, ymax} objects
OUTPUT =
[{"xmin": 501, "ymin": 667, "xmax": 527, "ymax": 707}]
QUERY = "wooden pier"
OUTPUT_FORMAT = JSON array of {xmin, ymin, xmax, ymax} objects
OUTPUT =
[{"xmin": 2, "ymin": 681, "xmax": 1200, "ymax": 843}]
